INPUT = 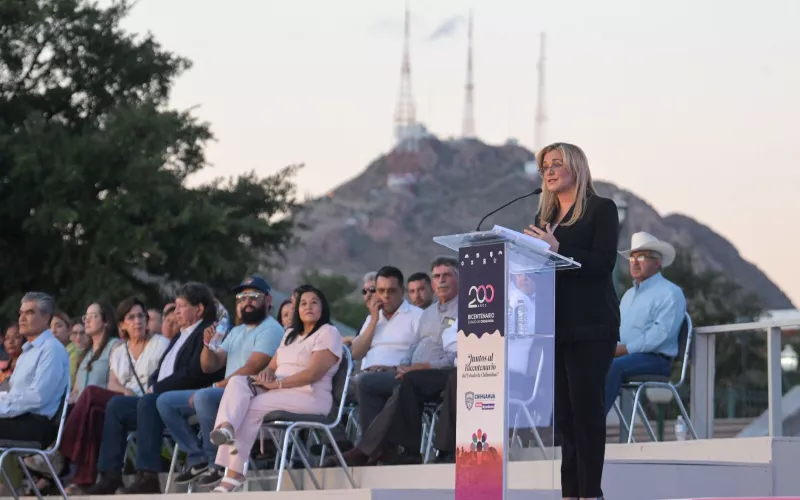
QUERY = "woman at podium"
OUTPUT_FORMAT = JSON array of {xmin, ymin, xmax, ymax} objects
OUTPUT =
[{"xmin": 525, "ymin": 142, "xmax": 620, "ymax": 500}]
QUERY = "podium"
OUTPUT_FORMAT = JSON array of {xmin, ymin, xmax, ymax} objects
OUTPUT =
[{"xmin": 434, "ymin": 226, "xmax": 581, "ymax": 500}]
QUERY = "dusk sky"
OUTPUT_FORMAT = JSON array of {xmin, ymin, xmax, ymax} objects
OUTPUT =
[{"xmin": 118, "ymin": 0, "xmax": 800, "ymax": 307}]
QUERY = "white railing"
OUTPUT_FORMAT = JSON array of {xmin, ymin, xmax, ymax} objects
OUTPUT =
[{"xmin": 690, "ymin": 318, "xmax": 800, "ymax": 438}]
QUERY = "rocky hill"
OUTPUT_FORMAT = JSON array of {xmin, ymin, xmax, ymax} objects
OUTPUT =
[{"xmin": 274, "ymin": 137, "xmax": 793, "ymax": 310}]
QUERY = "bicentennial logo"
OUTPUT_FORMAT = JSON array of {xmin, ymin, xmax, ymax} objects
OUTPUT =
[{"xmin": 467, "ymin": 284, "xmax": 495, "ymax": 309}]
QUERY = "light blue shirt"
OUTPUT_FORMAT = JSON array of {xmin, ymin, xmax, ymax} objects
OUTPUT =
[
  {"xmin": 0, "ymin": 330, "xmax": 70, "ymax": 419},
  {"xmin": 620, "ymin": 273, "xmax": 687, "ymax": 358},
  {"xmin": 75, "ymin": 338, "xmax": 121, "ymax": 395},
  {"xmin": 220, "ymin": 316, "xmax": 284, "ymax": 378}
]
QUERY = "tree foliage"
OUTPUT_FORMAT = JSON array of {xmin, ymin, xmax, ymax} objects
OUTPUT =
[
  {"xmin": 0, "ymin": 0, "xmax": 301, "ymax": 320},
  {"xmin": 300, "ymin": 269, "xmax": 366, "ymax": 330}
]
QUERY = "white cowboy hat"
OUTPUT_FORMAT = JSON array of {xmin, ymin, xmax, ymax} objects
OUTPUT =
[{"xmin": 619, "ymin": 232, "xmax": 676, "ymax": 268}]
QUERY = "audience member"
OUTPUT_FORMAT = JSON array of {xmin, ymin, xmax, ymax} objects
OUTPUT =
[
  {"xmin": 85, "ymin": 283, "xmax": 222, "ymax": 494},
  {"xmin": 340, "ymin": 257, "xmax": 458, "ymax": 465},
  {"xmin": 161, "ymin": 303, "xmax": 180, "ymax": 340},
  {"xmin": 407, "ymin": 272, "xmax": 434, "ymax": 309},
  {"xmin": 208, "ymin": 285, "xmax": 343, "ymax": 493},
  {"xmin": 0, "ymin": 325, "xmax": 24, "ymax": 391},
  {"xmin": 341, "ymin": 271, "xmax": 377, "ymax": 346},
  {"xmin": 277, "ymin": 299, "xmax": 293, "ymax": 330},
  {"xmin": 605, "ymin": 232, "xmax": 687, "ymax": 415},
  {"xmin": 0, "ymin": 293, "xmax": 69, "ymax": 444},
  {"xmin": 158, "ymin": 275, "xmax": 284, "ymax": 487},
  {"xmin": 147, "ymin": 308, "xmax": 163, "ymax": 336},
  {"xmin": 350, "ymin": 266, "xmax": 422, "ymax": 380}
]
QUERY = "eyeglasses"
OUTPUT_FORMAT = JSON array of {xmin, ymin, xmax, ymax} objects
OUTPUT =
[
  {"xmin": 236, "ymin": 291, "xmax": 264, "ymax": 303},
  {"xmin": 538, "ymin": 164, "xmax": 563, "ymax": 176},
  {"xmin": 82, "ymin": 312, "xmax": 101, "ymax": 323},
  {"xmin": 629, "ymin": 254, "xmax": 659, "ymax": 263},
  {"xmin": 361, "ymin": 287, "xmax": 376, "ymax": 296},
  {"xmin": 124, "ymin": 313, "xmax": 147, "ymax": 322}
]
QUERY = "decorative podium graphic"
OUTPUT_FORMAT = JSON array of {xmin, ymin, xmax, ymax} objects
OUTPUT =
[{"xmin": 456, "ymin": 242, "xmax": 507, "ymax": 500}]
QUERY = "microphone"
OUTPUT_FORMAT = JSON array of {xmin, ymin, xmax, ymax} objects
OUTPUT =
[{"xmin": 476, "ymin": 188, "xmax": 543, "ymax": 231}]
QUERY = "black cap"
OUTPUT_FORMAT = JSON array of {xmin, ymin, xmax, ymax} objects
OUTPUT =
[{"xmin": 232, "ymin": 275, "xmax": 271, "ymax": 295}]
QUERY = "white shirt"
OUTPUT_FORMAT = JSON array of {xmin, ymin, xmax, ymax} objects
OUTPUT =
[
  {"xmin": 111, "ymin": 335, "xmax": 170, "ymax": 395},
  {"xmin": 157, "ymin": 320, "xmax": 200, "ymax": 381},
  {"xmin": 360, "ymin": 300, "xmax": 422, "ymax": 370},
  {"xmin": 442, "ymin": 320, "xmax": 458, "ymax": 366}
]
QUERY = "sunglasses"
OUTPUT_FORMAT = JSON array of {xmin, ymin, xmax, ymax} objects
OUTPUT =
[
  {"xmin": 361, "ymin": 287, "xmax": 376, "ymax": 296},
  {"xmin": 236, "ymin": 291, "xmax": 264, "ymax": 303}
]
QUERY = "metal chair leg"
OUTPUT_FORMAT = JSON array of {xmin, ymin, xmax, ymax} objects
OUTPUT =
[
  {"xmin": 627, "ymin": 386, "xmax": 647, "ymax": 444},
  {"xmin": 670, "ymin": 385, "xmax": 699, "ymax": 439},
  {"xmin": 635, "ymin": 399, "xmax": 658, "ymax": 442}
]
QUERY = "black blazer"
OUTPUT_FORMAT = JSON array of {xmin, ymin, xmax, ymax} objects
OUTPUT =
[
  {"xmin": 148, "ymin": 319, "xmax": 224, "ymax": 394},
  {"xmin": 536, "ymin": 194, "xmax": 621, "ymax": 343}
]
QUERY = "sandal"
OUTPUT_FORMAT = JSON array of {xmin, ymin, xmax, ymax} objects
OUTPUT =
[
  {"xmin": 212, "ymin": 476, "xmax": 245, "ymax": 493},
  {"xmin": 209, "ymin": 427, "xmax": 238, "ymax": 455}
]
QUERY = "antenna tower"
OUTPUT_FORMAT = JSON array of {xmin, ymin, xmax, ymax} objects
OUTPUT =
[
  {"xmin": 394, "ymin": 1, "xmax": 418, "ymax": 152},
  {"xmin": 534, "ymin": 32, "xmax": 547, "ymax": 153},
  {"xmin": 462, "ymin": 10, "xmax": 475, "ymax": 138}
]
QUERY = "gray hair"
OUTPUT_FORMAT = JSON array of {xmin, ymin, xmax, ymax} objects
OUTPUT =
[
  {"xmin": 362, "ymin": 271, "xmax": 377, "ymax": 284},
  {"xmin": 21, "ymin": 292, "xmax": 56, "ymax": 319},
  {"xmin": 431, "ymin": 256, "xmax": 459, "ymax": 276}
]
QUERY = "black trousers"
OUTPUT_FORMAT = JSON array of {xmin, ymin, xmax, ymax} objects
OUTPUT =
[
  {"xmin": 433, "ymin": 368, "xmax": 458, "ymax": 453},
  {"xmin": 555, "ymin": 340, "xmax": 615, "ymax": 499},
  {"xmin": 0, "ymin": 413, "xmax": 58, "ymax": 447},
  {"xmin": 387, "ymin": 368, "xmax": 454, "ymax": 451}
]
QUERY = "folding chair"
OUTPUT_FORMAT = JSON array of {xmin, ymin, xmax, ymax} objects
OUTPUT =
[
  {"xmin": 421, "ymin": 403, "xmax": 442, "ymax": 463},
  {"xmin": 258, "ymin": 345, "xmax": 356, "ymax": 491},
  {"xmin": 615, "ymin": 312, "xmax": 699, "ymax": 443},
  {"xmin": 508, "ymin": 345, "xmax": 548, "ymax": 458},
  {"xmin": 0, "ymin": 382, "xmax": 71, "ymax": 500}
]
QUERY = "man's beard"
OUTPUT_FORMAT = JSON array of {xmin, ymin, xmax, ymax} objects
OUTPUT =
[{"xmin": 240, "ymin": 304, "xmax": 268, "ymax": 325}]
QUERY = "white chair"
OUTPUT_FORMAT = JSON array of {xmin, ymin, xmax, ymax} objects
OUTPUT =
[
  {"xmin": 615, "ymin": 312, "xmax": 699, "ymax": 443},
  {"xmin": 508, "ymin": 345, "xmax": 548, "ymax": 458},
  {"xmin": 0, "ymin": 382, "xmax": 71, "ymax": 500}
]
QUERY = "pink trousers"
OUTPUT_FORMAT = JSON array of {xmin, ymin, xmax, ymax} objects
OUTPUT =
[{"xmin": 214, "ymin": 375, "xmax": 328, "ymax": 473}]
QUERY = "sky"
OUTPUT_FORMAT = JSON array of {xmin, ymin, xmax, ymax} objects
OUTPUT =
[{"xmin": 118, "ymin": 0, "xmax": 800, "ymax": 307}]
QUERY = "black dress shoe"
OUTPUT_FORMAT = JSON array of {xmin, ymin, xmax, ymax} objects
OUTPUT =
[
  {"xmin": 433, "ymin": 451, "xmax": 454, "ymax": 463},
  {"xmin": 83, "ymin": 472, "xmax": 123, "ymax": 495}
]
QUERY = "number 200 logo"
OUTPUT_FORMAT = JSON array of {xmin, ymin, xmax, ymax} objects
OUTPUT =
[{"xmin": 468, "ymin": 284, "xmax": 495, "ymax": 308}]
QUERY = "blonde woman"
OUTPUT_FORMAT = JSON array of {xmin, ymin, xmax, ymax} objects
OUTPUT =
[{"xmin": 524, "ymin": 143, "xmax": 619, "ymax": 500}]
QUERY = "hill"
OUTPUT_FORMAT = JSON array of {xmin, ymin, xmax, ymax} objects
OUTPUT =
[{"xmin": 273, "ymin": 137, "xmax": 793, "ymax": 311}]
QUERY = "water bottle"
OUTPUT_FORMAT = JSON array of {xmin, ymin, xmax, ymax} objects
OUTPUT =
[
  {"xmin": 674, "ymin": 415, "xmax": 687, "ymax": 441},
  {"xmin": 207, "ymin": 331, "xmax": 225, "ymax": 352},
  {"xmin": 515, "ymin": 300, "xmax": 527, "ymax": 336},
  {"xmin": 507, "ymin": 305, "xmax": 515, "ymax": 338}
]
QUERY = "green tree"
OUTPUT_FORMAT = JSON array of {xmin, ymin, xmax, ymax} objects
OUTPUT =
[
  {"xmin": 0, "ymin": 0, "xmax": 301, "ymax": 319},
  {"xmin": 301, "ymin": 269, "xmax": 366, "ymax": 329}
]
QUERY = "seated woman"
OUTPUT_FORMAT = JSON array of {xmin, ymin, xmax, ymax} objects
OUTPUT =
[
  {"xmin": 0, "ymin": 325, "xmax": 27, "ymax": 495},
  {"xmin": 209, "ymin": 285, "xmax": 343, "ymax": 493},
  {"xmin": 276, "ymin": 299, "xmax": 294, "ymax": 330},
  {"xmin": 24, "ymin": 297, "xmax": 168, "ymax": 493}
]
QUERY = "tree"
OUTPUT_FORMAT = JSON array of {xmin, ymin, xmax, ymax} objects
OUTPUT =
[
  {"xmin": 0, "ymin": 0, "xmax": 301, "ymax": 319},
  {"xmin": 301, "ymin": 269, "xmax": 366, "ymax": 329}
]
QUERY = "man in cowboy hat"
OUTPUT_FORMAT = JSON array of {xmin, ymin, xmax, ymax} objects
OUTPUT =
[{"xmin": 604, "ymin": 232, "xmax": 687, "ymax": 416}]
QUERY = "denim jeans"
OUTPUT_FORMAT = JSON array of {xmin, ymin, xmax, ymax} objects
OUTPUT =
[
  {"xmin": 156, "ymin": 388, "xmax": 224, "ymax": 468},
  {"xmin": 97, "ymin": 394, "xmax": 164, "ymax": 473},
  {"xmin": 604, "ymin": 353, "xmax": 671, "ymax": 415}
]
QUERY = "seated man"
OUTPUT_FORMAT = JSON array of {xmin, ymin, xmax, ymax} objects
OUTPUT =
[
  {"xmin": 0, "ymin": 292, "xmax": 69, "ymax": 444},
  {"xmin": 157, "ymin": 275, "xmax": 284, "ymax": 487},
  {"xmin": 338, "ymin": 257, "xmax": 459, "ymax": 465},
  {"xmin": 406, "ymin": 272, "xmax": 433, "ymax": 309},
  {"xmin": 605, "ymin": 232, "xmax": 687, "ymax": 416},
  {"xmin": 349, "ymin": 266, "xmax": 422, "ymax": 409},
  {"xmin": 86, "ymin": 283, "xmax": 225, "ymax": 494}
]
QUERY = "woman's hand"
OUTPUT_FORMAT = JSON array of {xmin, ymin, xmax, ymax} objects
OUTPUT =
[
  {"xmin": 524, "ymin": 223, "xmax": 560, "ymax": 252},
  {"xmin": 253, "ymin": 369, "xmax": 276, "ymax": 388}
]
